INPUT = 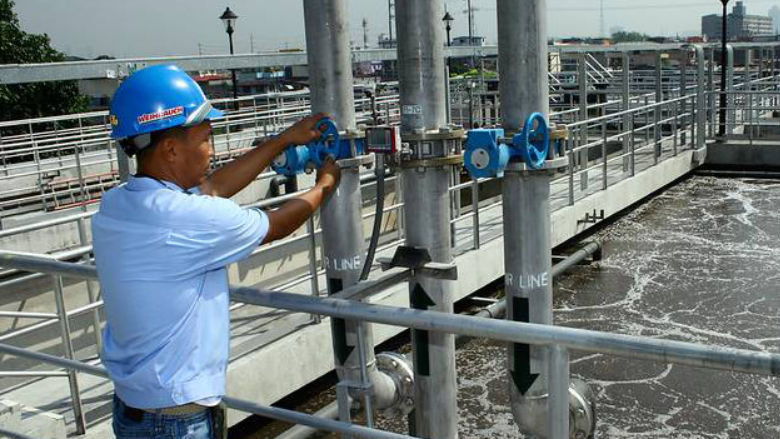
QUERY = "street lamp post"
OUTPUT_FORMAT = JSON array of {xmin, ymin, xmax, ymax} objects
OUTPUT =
[
  {"xmin": 443, "ymin": 11, "xmax": 454, "ymax": 46},
  {"xmin": 719, "ymin": 0, "xmax": 730, "ymax": 136},
  {"xmin": 443, "ymin": 11, "xmax": 454, "ymax": 78},
  {"xmin": 220, "ymin": 7, "xmax": 239, "ymax": 109}
]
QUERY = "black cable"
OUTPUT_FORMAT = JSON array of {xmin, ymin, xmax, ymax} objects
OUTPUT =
[{"xmin": 360, "ymin": 154, "xmax": 386, "ymax": 281}]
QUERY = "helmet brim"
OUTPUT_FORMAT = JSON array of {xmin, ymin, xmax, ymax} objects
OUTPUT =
[{"xmin": 205, "ymin": 107, "xmax": 224, "ymax": 121}]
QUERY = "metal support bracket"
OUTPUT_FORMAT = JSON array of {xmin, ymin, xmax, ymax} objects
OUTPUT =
[
  {"xmin": 376, "ymin": 246, "xmax": 458, "ymax": 280},
  {"xmin": 577, "ymin": 209, "xmax": 606, "ymax": 225}
]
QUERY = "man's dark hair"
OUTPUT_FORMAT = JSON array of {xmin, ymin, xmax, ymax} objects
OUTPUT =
[{"xmin": 121, "ymin": 126, "xmax": 189, "ymax": 162}]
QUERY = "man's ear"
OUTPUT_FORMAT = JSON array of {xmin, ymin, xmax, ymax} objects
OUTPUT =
[{"xmin": 158, "ymin": 135, "xmax": 179, "ymax": 164}]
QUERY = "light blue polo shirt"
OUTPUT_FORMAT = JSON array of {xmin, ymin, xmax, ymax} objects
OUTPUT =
[{"xmin": 92, "ymin": 176, "xmax": 269, "ymax": 409}]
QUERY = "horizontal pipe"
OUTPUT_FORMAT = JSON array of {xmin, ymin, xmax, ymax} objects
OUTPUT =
[
  {"xmin": 0, "ymin": 370, "xmax": 69, "ymax": 377},
  {"xmin": 0, "ymin": 252, "xmax": 97, "ymax": 279},
  {"xmin": 230, "ymin": 288, "xmax": 780, "ymax": 377},
  {"xmin": 0, "ymin": 342, "xmax": 107, "ymax": 378},
  {"xmin": 4, "ymin": 243, "xmax": 780, "ymax": 377},
  {"xmin": 274, "ymin": 401, "xmax": 339, "ymax": 439},
  {"xmin": 0, "ymin": 311, "xmax": 57, "ymax": 319},
  {"xmin": 222, "ymin": 397, "xmax": 413, "ymax": 439}
]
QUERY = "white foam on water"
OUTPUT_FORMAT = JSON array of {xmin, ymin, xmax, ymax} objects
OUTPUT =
[{"xmin": 455, "ymin": 177, "xmax": 780, "ymax": 438}]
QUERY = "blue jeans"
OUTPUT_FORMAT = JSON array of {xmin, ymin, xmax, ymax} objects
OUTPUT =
[{"xmin": 112, "ymin": 395, "xmax": 214, "ymax": 439}]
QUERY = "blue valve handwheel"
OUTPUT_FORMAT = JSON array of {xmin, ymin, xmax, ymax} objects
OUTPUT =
[
  {"xmin": 518, "ymin": 112, "xmax": 550, "ymax": 170},
  {"xmin": 311, "ymin": 118, "xmax": 341, "ymax": 166}
]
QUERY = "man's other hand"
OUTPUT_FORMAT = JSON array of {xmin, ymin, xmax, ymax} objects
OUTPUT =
[
  {"xmin": 316, "ymin": 157, "xmax": 341, "ymax": 193},
  {"xmin": 281, "ymin": 113, "xmax": 330, "ymax": 146}
]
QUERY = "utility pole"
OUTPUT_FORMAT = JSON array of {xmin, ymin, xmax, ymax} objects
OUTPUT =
[
  {"xmin": 467, "ymin": 0, "xmax": 474, "ymax": 44},
  {"xmin": 388, "ymin": 0, "xmax": 395, "ymax": 42},
  {"xmin": 363, "ymin": 18, "xmax": 369, "ymax": 49},
  {"xmin": 250, "ymin": 33, "xmax": 255, "ymax": 53},
  {"xmin": 600, "ymin": 0, "xmax": 605, "ymax": 38}
]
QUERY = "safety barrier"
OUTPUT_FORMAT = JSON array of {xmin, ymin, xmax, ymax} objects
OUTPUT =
[{"xmin": 0, "ymin": 252, "xmax": 779, "ymax": 438}]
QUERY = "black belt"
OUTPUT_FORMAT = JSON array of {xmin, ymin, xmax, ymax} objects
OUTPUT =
[{"xmin": 122, "ymin": 401, "xmax": 209, "ymax": 422}]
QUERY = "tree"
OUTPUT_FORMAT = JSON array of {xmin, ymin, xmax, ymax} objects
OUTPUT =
[
  {"xmin": 611, "ymin": 31, "xmax": 651, "ymax": 44},
  {"xmin": 0, "ymin": 0, "xmax": 87, "ymax": 123}
]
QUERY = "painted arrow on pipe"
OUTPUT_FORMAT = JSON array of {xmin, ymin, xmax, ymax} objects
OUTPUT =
[
  {"xmin": 510, "ymin": 297, "xmax": 538, "ymax": 395},
  {"xmin": 332, "ymin": 318, "xmax": 354, "ymax": 365},
  {"xmin": 410, "ymin": 283, "xmax": 436, "ymax": 376}
]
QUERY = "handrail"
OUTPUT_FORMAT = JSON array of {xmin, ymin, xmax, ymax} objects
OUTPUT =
[
  {"xmin": 0, "ymin": 341, "xmax": 416, "ymax": 439},
  {"xmin": 2, "ymin": 252, "xmax": 780, "ymax": 377}
]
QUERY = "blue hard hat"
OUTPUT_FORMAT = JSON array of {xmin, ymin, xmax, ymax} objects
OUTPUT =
[{"xmin": 108, "ymin": 65, "xmax": 223, "ymax": 142}]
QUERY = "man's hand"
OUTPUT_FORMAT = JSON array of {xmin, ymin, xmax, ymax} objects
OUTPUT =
[
  {"xmin": 280, "ymin": 113, "xmax": 330, "ymax": 146},
  {"xmin": 316, "ymin": 157, "xmax": 341, "ymax": 193}
]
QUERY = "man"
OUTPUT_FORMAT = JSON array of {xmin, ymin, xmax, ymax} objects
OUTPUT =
[{"xmin": 92, "ymin": 64, "xmax": 341, "ymax": 439}]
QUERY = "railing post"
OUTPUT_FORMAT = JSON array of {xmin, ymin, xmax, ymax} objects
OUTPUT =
[
  {"xmin": 577, "ymin": 53, "xmax": 589, "ymax": 191},
  {"xmin": 749, "ymin": 92, "xmax": 754, "ymax": 146},
  {"xmin": 76, "ymin": 217, "xmax": 102, "ymax": 352},
  {"xmin": 601, "ymin": 119, "xmax": 607, "ymax": 190},
  {"xmin": 471, "ymin": 178, "xmax": 480, "ymax": 250},
  {"xmin": 567, "ymin": 138, "xmax": 575, "ymax": 206},
  {"xmin": 306, "ymin": 216, "xmax": 321, "ymax": 324},
  {"xmin": 726, "ymin": 44, "xmax": 735, "ymax": 135},
  {"xmin": 75, "ymin": 116, "xmax": 88, "ymax": 204},
  {"xmin": 672, "ymin": 102, "xmax": 678, "ymax": 156},
  {"xmin": 693, "ymin": 45, "xmax": 706, "ymax": 151},
  {"xmin": 53, "ymin": 275, "xmax": 87, "ymax": 435},
  {"xmin": 547, "ymin": 345, "xmax": 570, "ymax": 439},
  {"xmin": 654, "ymin": 51, "xmax": 663, "ymax": 161},
  {"xmin": 622, "ymin": 52, "xmax": 631, "ymax": 173},
  {"xmin": 708, "ymin": 48, "xmax": 716, "ymax": 138}
]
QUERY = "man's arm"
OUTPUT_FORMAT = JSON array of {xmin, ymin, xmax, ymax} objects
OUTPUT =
[
  {"xmin": 199, "ymin": 113, "xmax": 327, "ymax": 198},
  {"xmin": 263, "ymin": 158, "xmax": 341, "ymax": 244}
]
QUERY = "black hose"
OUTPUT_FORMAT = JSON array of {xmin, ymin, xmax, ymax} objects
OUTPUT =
[{"xmin": 360, "ymin": 155, "xmax": 386, "ymax": 281}]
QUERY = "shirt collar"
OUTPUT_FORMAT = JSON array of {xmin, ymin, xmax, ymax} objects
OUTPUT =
[{"xmin": 126, "ymin": 175, "xmax": 189, "ymax": 193}]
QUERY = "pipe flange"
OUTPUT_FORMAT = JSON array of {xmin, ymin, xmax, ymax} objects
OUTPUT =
[
  {"xmin": 400, "ymin": 127, "xmax": 467, "ymax": 142},
  {"xmin": 375, "ymin": 352, "xmax": 415, "ymax": 418},
  {"xmin": 509, "ymin": 379, "xmax": 596, "ymax": 439},
  {"xmin": 400, "ymin": 154, "xmax": 464, "ymax": 169},
  {"xmin": 569, "ymin": 378, "xmax": 596, "ymax": 439}
]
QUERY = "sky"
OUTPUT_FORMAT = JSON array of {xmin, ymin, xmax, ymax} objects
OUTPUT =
[{"xmin": 11, "ymin": 0, "xmax": 780, "ymax": 59}]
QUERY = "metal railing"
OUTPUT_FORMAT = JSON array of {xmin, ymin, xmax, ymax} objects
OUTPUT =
[
  {"xmin": 0, "ymin": 58, "xmax": 746, "ymax": 219},
  {"xmin": 1, "ymin": 252, "xmax": 780, "ymax": 439},
  {"xmin": 3, "ymin": 73, "xmax": 774, "ymax": 325}
]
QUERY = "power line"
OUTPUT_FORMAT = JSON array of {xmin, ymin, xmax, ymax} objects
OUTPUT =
[{"xmin": 600, "ymin": 0, "xmax": 605, "ymax": 38}]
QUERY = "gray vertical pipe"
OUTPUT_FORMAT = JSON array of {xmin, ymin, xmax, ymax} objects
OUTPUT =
[
  {"xmin": 303, "ymin": 0, "xmax": 396, "ymax": 414},
  {"xmin": 497, "ymin": 0, "xmax": 557, "ymax": 436},
  {"xmin": 304, "ymin": 0, "xmax": 356, "ymax": 130},
  {"xmin": 395, "ymin": 1, "xmax": 458, "ymax": 437},
  {"xmin": 498, "ymin": 2, "xmax": 549, "ymax": 127}
]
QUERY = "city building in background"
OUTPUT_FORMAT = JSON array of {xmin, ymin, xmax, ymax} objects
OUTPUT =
[{"xmin": 702, "ymin": 1, "xmax": 774, "ymax": 40}]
